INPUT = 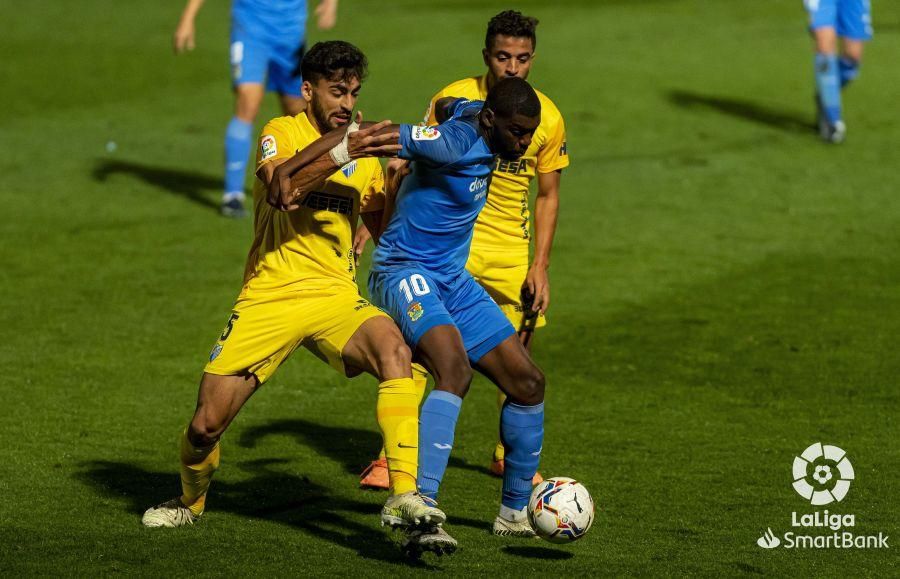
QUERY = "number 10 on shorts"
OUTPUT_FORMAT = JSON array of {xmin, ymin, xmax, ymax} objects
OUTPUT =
[{"xmin": 399, "ymin": 274, "xmax": 430, "ymax": 302}]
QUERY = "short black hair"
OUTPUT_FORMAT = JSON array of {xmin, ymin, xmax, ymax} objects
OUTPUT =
[
  {"xmin": 485, "ymin": 77, "xmax": 541, "ymax": 119},
  {"xmin": 485, "ymin": 10, "xmax": 538, "ymax": 51},
  {"xmin": 300, "ymin": 40, "xmax": 368, "ymax": 84}
]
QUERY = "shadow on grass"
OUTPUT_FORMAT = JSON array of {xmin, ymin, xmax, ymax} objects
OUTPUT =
[
  {"xmin": 92, "ymin": 159, "xmax": 222, "ymax": 211},
  {"xmin": 238, "ymin": 418, "xmax": 382, "ymax": 475},
  {"xmin": 448, "ymin": 455, "xmax": 494, "ymax": 478},
  {"xmin": 503, "ymin": 545, "xmax": 574, "ymax": 560},
  {"xmin": 667, "ymin": 89, "xmax": 814, "ymax": 134},
  {"xmin": 77, "ymin": 459, "xmax": 436, "ymax": 568}
]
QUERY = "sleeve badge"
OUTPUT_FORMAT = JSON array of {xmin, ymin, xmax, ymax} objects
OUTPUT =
[
  {"xmin": 261, "ymin": 135, "xmax": 277, "ymax": 160},
  {"xmin": 412, "ymin": 126, "xmax": 441, "ymax": 141}
]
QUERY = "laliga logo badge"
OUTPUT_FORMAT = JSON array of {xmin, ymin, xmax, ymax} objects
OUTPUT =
[{"xmin": 792, "ymin": 443, "xmax": 854, "ymax": 505}]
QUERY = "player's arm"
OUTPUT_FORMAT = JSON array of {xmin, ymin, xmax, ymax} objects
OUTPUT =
[
  {"xmin": 432, "ymin": 97, "xmax": 459, "ymax": 124},
  {"xmin": 526, "ymin": 110, "xmax": 569, "ymax": 314},
  {"xmin": 525, "ymin": 170, "xmax": 562, "ymax": 314},
  {"xmin": 263, "ymin": 115, "xmax": 400, "ymax": 211},
  {"xmin": 173, "ymin": 0, "xmax": 205, "ymax": 54},
  {"xmin": 314, "ymin": 0, "xmax": 338, "ymax": 30}
]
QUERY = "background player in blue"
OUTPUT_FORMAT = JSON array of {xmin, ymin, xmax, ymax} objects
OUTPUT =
[
  {"xmin": 173, "ymin": 0, "xmax": 338, "ymax": 216},
  {"xmin": 368, "ymin": 78, "xmax": 545, "ymax": 550},
  {"xmin": 803, "ymin": 0, "xmax": 873, "ymax": 143}
]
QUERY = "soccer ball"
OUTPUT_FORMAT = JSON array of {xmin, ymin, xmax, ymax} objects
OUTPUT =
[{"xmin": 527, "ymin": 477, "xmax": 595, "ymax": 543}]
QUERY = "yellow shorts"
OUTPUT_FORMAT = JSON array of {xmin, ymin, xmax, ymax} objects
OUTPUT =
[
  {"xmin": 204, "ymin": 284, "xmax": 387, "ymax": 383},
  {"xmin": 466, "ymin": 247, "xmax": 546, "ymax": 332}
]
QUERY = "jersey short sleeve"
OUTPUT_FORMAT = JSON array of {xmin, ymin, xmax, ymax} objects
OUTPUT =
[
  {"xmin": 360, "ymin": 162, "xmax": 386, "ymax": 214},
  {"xmin": 256, "ymin": 117, "xmax": 295, "ymax": 170},
  {"xmin": 401, "ymin": 98, "xmax": 482, "ymax": 165},
  {"xmin": 536, "ymin": 113, "xmax": 569, "ymax": 174},
  {"xmin": 399, "ymin": 123, "xmax": 469, "ymax": 166}
]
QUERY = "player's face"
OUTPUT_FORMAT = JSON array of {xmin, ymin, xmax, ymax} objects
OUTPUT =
[
  {"xmin": 487, "ymin": 111, "xmax": 540, "ymax": 160},
  {"xmin": 303, "ymin": 74, "xmax": 362, "ymax": 133},
  {"xmin": 483, "ymin": 35, "xmax": 535, "ymax": 84}
]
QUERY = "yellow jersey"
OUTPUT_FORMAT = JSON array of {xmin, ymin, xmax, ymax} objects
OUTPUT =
[
  {"xmin": 243, "ymin": 112, "xmax": 385, "ymax": 291},
  {"xmin": 425, "ymin": 75, "xmax": 568, "ymax": 254}
]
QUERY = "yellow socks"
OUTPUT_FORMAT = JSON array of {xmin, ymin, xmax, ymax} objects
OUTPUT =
[
  {"xmin": 494, "ymin": 389, "xmax": 507, "ymax": 462},
  {"xmin": 377, "ymin": 378, "xmax": 419, "ymax": 495},
  {"xmin": 179, "ymin": 428, "xmax": 220, "ymax": 516},
  {"xmin": 377, "ymin": 364, "xmax": 428, "ymax": 462}
]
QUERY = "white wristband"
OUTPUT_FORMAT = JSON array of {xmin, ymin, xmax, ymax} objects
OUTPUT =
[{"xmin": 328, "ymin": 120, "xmax": 360, "ymax": 167}]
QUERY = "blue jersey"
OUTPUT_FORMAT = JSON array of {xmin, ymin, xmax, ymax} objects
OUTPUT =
[
  {"xmin": 372, "ymin": 99, "xmax": 494, "ymax": 281},
  {"xmin": 232, "ymin": 0, "xmax": 307, "ymax": 37}
]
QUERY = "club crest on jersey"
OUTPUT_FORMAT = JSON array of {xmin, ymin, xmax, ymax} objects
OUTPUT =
[
  {"xmin": 260, "ymin": 135, "xmax": 277, "ymax": 160},
  {"xmin": 407, "ymin": 301, "xmax": 424, "ymax": 322},
  {"xmin": 341, "ymin": 160, "xmax": 358, "ymax": 178},
  {"xmin": 412, "ymin": 126, "xmax": 441, "ymax": 141},
  {"xmin": 209, "ymin": 343, "xmax": 223, "ymax": 362}
]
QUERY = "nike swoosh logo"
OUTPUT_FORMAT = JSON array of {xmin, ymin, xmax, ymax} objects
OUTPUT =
[
  {"xmin": 433, "ymin": 443, "xmax": 453, "ymax": 450},
  {"xmin": 397, "ymin": 443, "xmax": 417, "ymax": 449}
]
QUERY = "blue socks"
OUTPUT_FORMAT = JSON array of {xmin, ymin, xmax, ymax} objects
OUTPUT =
[
  {"xmin": 417, "ymin": 390, "xmax": 463, "ymax": 500},
  {"xmin": 838, "ymin": 56, "xmax": 860, "ymax": 88},
  {"xmin": 500, "ymin": 401, "xmax": 544, "ymax": 511},
  {"xmin": 224, "ymin": 117, "xmax": 253, "ymax": 200},
  {"xmin": 814, "ymin": 53, "xmax": 841, "ymax": 124}
]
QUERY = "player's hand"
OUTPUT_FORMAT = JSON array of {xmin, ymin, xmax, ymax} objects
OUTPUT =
[
  {"xmin": 173, "ymin": 19, "xmax": 196, "ymax": 54},
  {"xmin": 347, "ymin": 112, "xmax": 401, "ymax": 159},
  {"xmin": 353, "ymin": 223, "xmax": 372, "ymax": 265},
  {"xmin": 385, "ymin": 158, "xmax": 411, "ymax": 197},
  {"xmin": 524, "ymin": 263, "xmax": 550, "ymax": 314},
  {"xmin": 315, "ymin": 0, "xmax": 338, "ymax": 30},
  {"xmin": 266, "ymin": 163, "xmax": 305, "ymax": 211}
]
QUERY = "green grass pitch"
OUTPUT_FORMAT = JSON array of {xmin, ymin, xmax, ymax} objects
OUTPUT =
[{"xmin": 1, "ymin": 0, "xmax": 898, "ymax": 575}]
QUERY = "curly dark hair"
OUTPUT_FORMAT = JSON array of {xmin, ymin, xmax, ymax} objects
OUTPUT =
[
  {"xmin": 300, "ymin": 40, "xmax": 368, "ymax": 84},
  {"xmin": 485, "ymin": 10, "xmax": 539, "ymax": 50},
  {"xmin": 485, "ymin": 77, "xmax": 541, "ymax": 119}
]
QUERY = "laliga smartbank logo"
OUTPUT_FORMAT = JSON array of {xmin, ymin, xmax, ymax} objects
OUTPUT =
[
  {"xmin": 755, "ymin": 442, "xmax": 890, "ymax": 550},
  {"xmin": 792, "ymin": 442, "xmax": 853, "ymax": 505}
]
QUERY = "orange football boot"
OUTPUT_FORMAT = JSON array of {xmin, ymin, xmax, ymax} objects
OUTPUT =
[
  {"xmin": 489, "ymin": 457, "xmax": 544, "ymax": 485},
  {"xmin": 359, "ymin": 458, "xmax": 390, "ymax": 490}
]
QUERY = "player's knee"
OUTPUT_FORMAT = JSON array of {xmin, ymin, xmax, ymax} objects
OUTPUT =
[
  {"xmin": 375, "ymin": 338, "xmax": 412, "ymax": 379},
  {"xmin": 189, "ymin": 411, "xmax": 228, "ymax": 446},
  {"xmin": 515, "ymin": 366, "xmax": 545, "ymax": 406},
  {"xmin": 433, "ymin": 361, "xmax": 473, "ymax": 398}
]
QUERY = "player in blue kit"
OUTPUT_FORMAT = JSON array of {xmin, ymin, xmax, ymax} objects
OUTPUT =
[
  {"xmin": 368, "ymin": 78, "xmax": 545, "ymax": 551},
  {"xmin": 173, "ymin": 0, "xmax": 338, "ymax": 216},
  {"xmin": 803, "ymin": 0, "xmax": 873, "ymax": 143}
]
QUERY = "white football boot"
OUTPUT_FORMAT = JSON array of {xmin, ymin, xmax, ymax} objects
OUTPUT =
[
  {"xmin": 142, "ymin": 498, "xmax": 199, "ymax": 528},
  {"xmin": 381, "ymin": 491, "xmax": 446, "ymax": 529},
  {"xmin": 492, "ymin": 514, "xmax": 537, "ymax": 538}
]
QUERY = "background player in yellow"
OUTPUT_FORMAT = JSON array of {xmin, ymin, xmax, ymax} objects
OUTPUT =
[
  {"xmin": 142, "ymin": 41, "xmax": 445, "ymax": 535},
  {"xmin": 357, "ymin": 11, "xmax": 568, "ymax": 489}
]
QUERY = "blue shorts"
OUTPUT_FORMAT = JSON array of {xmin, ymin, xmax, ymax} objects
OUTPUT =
[
  {"xmin": 368, "ymin": 268, "xmax": 515, "ymax": 364},
  {"xmin": 805, "ymin": 0, "xmax": 873, "ymax": 40},
  {"xmin": 230, "ymin": 23, "xmax": 305, "ymax": 96}
]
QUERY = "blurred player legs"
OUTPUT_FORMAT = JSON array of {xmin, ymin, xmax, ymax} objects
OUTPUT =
[
  {"xmin": 805, "ymin": 0, "xmax": 872, "ymax": 143},
  {"xmin": 173, "ymin": 0, "xmax": 337, "ymax": 217}
]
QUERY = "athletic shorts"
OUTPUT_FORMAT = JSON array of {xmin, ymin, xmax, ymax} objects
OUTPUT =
[
  {"xmin": 230, "ymin": 22, "xmax": 305, "ymax": 96},
  {"xmin": 466, "ymin": 247, "xmax": 546, "ymax": 332},
  {"xmin": 368, "ymin": 267, "xmax": 515, "ymax": 364},
  {"xmin": 805, "ymin": 0, "xmax": 873, "ymax": 40},
  {"xmin": 204, "ymin": 284, "xmax": 387, "ymax": 383}
]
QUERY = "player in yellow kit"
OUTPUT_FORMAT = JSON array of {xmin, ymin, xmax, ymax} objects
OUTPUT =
[
  {"xmin": 358, "ymin": 11, "xmax": 567, "ymax": 489},
  {"xmin": 141, "ymin": 41, "xmax": 445, "ymax": 536}
]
